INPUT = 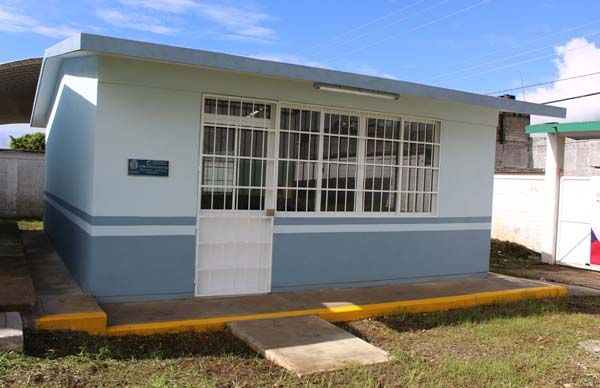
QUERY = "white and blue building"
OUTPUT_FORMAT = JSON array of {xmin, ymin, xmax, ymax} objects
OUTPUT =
[{"xmin": 31, "ymin": 34, "xmax": 566, "ymax": 303}]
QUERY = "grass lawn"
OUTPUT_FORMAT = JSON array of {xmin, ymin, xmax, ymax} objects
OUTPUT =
[
  {"xmin": 1, "ymin": 297, "xmax": 600, "ymax": 387},
  {"xmin": 15, "ymin": 219, "xmax": 43, "ymax": 231},
  {"xmin": 0, "ymin": 218, "xmax": 44, "ymax": 231},
  {"xmin": 1, "ymin": 237, "xmax": 599, "ymax": 387}
]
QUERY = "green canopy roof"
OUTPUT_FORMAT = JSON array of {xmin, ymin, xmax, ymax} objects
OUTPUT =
[{"xmin": 526, "ymin": 121, "xmax": 600, "ymax": 140}]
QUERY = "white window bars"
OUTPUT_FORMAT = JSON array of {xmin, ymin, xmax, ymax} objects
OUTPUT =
[{"xmin": 200, "ymin": 96, "xmax": 441, "ymax": 215}]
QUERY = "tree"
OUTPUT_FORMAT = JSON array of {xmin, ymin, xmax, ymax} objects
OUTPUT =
[{"xmin": 9, "ymin": 132, "xmax": 45, "ymax": 151}]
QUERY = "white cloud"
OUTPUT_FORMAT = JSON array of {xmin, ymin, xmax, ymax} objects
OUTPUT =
[
  {"xmin": 119, "ymin": 0, "xmax": 197, "ymax": 13},
  {"xmin": 528, "ymin": 38, "xmax": 600, "ymax": 124},
  {"xmin": 195, "ymin": 2, "xmax": 275, "ymax": 42},
  {"xmin": 0, "ymin": 7, "xmax": 78, "ymax": 38},
  {"xmin": 96, "ymin": 9, "xmax": 178, "ymax": 35},
  {"xmin": 0, "ymin": 124, "xmax": 43, "ymax": 149},
  {"xmin": 116, "ymin": 0, "xmax": 276, "ymax": 42}
]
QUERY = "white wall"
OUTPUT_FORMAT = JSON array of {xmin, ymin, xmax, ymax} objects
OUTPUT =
[
  {"xmin": 93, "ymin": 55, "xmax": 499, "ymax": 220},
  {"xmin": 94, "ymin": 82, "xmax": 201, "ymax": 217},
  {"xmin": 438, "ymin": 119, "xmax": 496, "ymax": 217},
  {"xmin": 0, "ymin": 150, "xmax": 44, "ymax": 217},
  {"xmin": 492, "ymin": 174, "xmax": 545, "ymax": 251},
  {"xmin": 45, "ymin": 56, "xmax": 98, "ymax": 213}
]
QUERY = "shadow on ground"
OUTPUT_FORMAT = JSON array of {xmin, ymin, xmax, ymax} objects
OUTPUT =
[
  {"xmin": 24, "ymin": 329, "xmax": 256, "ymax": 360},
  {"xmin": 339, "ymin": 296, "xmax": 600, "ymax": 338}
]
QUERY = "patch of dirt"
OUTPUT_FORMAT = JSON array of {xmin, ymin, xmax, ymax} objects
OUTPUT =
[
  {"xmin": 490, "ymin": 239, "xmax": 600, "ymax": 291},
  {"xmin": 510, "ymin": 266, "xmax": 600, "ymax": 291},
  {"xmin": 24, "ymin": 329, "xmax": 254, "ymax": 360}
]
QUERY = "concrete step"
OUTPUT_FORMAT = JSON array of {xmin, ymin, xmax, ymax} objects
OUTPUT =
[
  {"xmin": 227, "ymin": 315, "xmax": 389, "ymax": 376},
  {"xmin": 0, "ymin": 312, "xmax": 23, "ymax": 353}
]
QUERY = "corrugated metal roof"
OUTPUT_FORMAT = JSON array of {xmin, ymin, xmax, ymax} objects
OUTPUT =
[{"xmin": 0, "ymin": 58, "xmax": 42, "ymax": 125}]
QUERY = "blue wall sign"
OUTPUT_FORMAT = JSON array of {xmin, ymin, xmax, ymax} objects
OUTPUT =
[{"xmin": 128, "ymin": 159, "xmax": 169, "ymax": 177}]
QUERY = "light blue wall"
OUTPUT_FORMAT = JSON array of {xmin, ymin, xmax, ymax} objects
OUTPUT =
[
  {"xmin": 45, "ymin": 201, "xmax": 93, "ymax": 293},
  {"xmin": 44, "ymin": 56, "xmax": 99, "ymax": 289},
  {"xmin": 45, "ymin": 199, "xmax": 195, "ymax": 303},
  {"xmin": 88, "ymin": 234, "xmax": 195, "ymax": 303},
  {"xmin": 44, "ymin": 56, "xmax": 98, "ymax": 215},
  {"xmin": 271, "ymin": 217, "xmax": 491, "ymax": 291}
]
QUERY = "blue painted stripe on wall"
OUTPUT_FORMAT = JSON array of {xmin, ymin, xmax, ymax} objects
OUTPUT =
[
  {"xmin": 271, "ymin": 229, "xmax": 491, "ymax": 290},
  {"xmin": 45, "ymin": 201, "xmax": 93, "ymax": 293},
  {"xmin": 274, "ymin": 216, "xmax": 492, "ymax": 225},
  {"xmin": 45, "ymin": 199, "xmax": 196, "ymax": 302},
  {"xmin": 45, "ymin": 191, "xmax": 196, "ymax": 226}
]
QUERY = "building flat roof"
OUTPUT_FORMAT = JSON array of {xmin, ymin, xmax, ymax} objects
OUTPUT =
[{"xmin": 31, "ymin": 33, "xmax": 566, "ymax": 127}]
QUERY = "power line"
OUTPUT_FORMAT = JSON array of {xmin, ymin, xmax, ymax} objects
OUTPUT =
[
  {"xmin": 425, "ymin": 29, "xmax": 600, "ymax": 82},
  {"xmin": 542, "ymin": 91, "xmax": 600, "ymax": 104},
  {"xmin": 295, "ymin": 0, "xmax": 429, "ymax": 57},
  {"xmin": 438, "ymin": 38, "xmax": 596, "ymax": 84},
  {"xmin": 415, "ymin": 17, "xmax": 600, "ymax": 79},
  {"xmin": 486, "ymin": 70, "xmax": 600, "ymax": 95},
  {"xmin": 305, "ymin": 0, "xmax": 451, "ymax": 58},
  {"xmin": 330, "ymin": 0, "xmax": 492, "ymax": 61}
]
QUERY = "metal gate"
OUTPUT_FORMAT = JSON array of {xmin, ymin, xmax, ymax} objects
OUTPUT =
[
  {"xmin": 556, "ymin": 176, "xmax": 600, "ymax": 270},
  {"xmin": 195, "ymin": 96, "xmax": 276, "ymax": 297}
]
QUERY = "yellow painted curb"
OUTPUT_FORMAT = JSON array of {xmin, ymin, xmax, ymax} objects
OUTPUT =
[
  {"xmin": 36, "ymin": 311, "xmax": 107, "ymax": 334},
  {"xmin": 105, "ymin": 284, "xmax": 567, "ymax": 336}
]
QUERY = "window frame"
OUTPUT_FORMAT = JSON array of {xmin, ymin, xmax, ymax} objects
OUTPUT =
[
  {"xmin": 198, "ymin": 94, "xmax": 278, "ymax": 214},
  {"xmin": 198, "ymin": 94, "xmax": 442, "ymax": 218},
  {"xmin": 273, "ymin": 102, "xmax": 442, "ymax": 218}
]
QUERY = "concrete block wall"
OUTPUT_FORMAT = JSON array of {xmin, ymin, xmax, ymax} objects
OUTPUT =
[
  {"xmin": 0, "ymin": 150, "xmax": 45, "ymax": 218},
  {"xmin": 495, "ymin": 112, "xmax": 533, "ymax": 169},
  {"xmin": 532, "ymin": 137, "xmax": 600, "ymax": 176}
]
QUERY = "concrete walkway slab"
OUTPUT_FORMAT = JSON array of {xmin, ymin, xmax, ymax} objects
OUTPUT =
[
  {"xmin": 0, "ymin": 221, "xmax": 35, "ymax": 312},
  {"xmin": 103, "ymin": 274, "xmax": 566, "ymax": 336},
  {"xmin": 227, "ymin": 315, "xmax": 389, "ymax": 376},
  {"xmin": 22, "ymin": 231, "xmax": 106, "ymax": 333}
]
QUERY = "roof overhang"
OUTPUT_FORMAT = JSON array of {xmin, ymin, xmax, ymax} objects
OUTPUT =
[
  {"xmin": 31, "ymin": 33, "xmax": 567, "ymax": 128},
  {"xmin": 527, "ymin": 121, "xmax": 600, "ymax": 140},
  {"xmin": 0, "ymin": 57, "xmax": 42, "ymax": 125}
]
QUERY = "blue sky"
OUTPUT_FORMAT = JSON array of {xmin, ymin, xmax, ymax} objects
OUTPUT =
[{"xmin": 2, "ymin": 0, "xmax": 600, "ymax": 146}]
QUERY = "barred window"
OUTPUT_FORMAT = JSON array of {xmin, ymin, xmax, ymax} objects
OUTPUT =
[
  {"xmin": 200, "ymin": 97, "xmax": 275, "ymax": 211},
  {"xmin": 274, "ymin": 106, "xmax": 441, "ymax": 215},
  {"xmin": 321, "ymin": 113, "xmax": 359, "ymax": 212},
  {"xmin": 400, "ymin": 121, "xmax": 441, "ymax": 213},
  {"xmin": 363, "ymin": 117, "xmax": 401, "ymax": 213},
  {"xmin": 276, "ymin": 107, "xmax": 320, "ymax": 212},
  {"xmin": 201, "ymin": 97, "xmax": 441, "ymax": 216}
]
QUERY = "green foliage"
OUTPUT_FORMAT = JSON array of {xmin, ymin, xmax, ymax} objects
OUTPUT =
[{"xmin": 9, "ymin": 132, "xmax": 45, "ymax": 151}]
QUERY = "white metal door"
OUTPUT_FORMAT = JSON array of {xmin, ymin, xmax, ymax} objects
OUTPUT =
[
  {"xmin": 195, "ymin": 96, "xmax": 276, "ymax": 297},
  {"xmin": 556, "ymin": 176, "xmax": 597, "ymax": 270}
]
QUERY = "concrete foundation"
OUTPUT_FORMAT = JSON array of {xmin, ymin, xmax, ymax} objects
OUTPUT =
[{"xmin": 0, "ymin": 312, "xmax": 23, "ymax": 352}]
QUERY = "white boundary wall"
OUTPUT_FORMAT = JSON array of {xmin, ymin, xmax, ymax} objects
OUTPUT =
[
  {"xmin": 0, "ymin": 150, "xmax": 45, "ymax": 218},
  {"xmin": 492, "ymin": 173, "xmax": 545, "ymax": 252}
]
